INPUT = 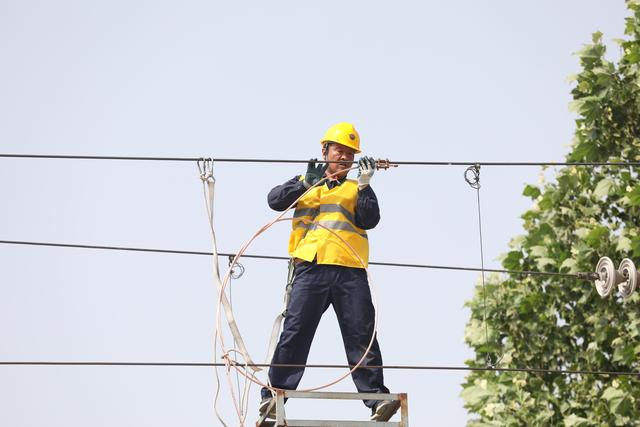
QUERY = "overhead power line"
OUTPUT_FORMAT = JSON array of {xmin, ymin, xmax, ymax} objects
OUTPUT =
[
  {"xmin": 0, "ymin": 361, "xmax": 637, "ymax": 378},
  {"xmin": 0, "ymin": 154, "xmax": 199, "ymax": 162},
  {"xmin": 0, "ymin": 153, "xmax": 638, "ymax": 167},
  {"xmin": 0, "ymin": 239, "xmax": 598, "ymax": 280}
]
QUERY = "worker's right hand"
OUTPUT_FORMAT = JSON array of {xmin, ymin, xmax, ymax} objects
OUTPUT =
[
  {"xmin": 357, "ymin": 156, "xmax": 376, "ymax": 189},
  {"xmin": 303, "ymin": 158, "xmax": 327, "ymax": 188}
]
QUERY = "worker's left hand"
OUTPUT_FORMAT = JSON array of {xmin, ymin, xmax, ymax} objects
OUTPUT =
[
  {"xmin": 357, "ymin": 156, "xmax": 376, "ymax": 189},
  {"xmin": 304, "ymin": 158, "xmax": 327, "ymax": 188}
]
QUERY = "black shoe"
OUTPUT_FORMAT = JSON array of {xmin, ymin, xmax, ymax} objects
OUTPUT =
[
  {"xmin": 370, "ymin": 400, "xmax": 401, "ymax": 421},
  {"xmin": 258, "ymin": 397, "xmax": 276, "ymax": 419}
]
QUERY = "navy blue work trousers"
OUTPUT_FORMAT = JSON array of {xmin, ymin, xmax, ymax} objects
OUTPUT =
[{"xmin": 261, "ymin": 260, "xmax": 389, "ymax": 408}]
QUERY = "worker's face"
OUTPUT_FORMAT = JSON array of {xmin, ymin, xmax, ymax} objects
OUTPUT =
[{"xmin": 323, "ymin": 143, "xmax": 355, "ymax": 179}]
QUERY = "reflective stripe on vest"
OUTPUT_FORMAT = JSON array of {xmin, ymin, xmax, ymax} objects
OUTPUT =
[
  {"xmin": 294, "ymin": 219, "xmax": 368, "ymax": 239},
  {"xmin": 293, "ymin": 204, "xmax": 357, "ymax": 225}
]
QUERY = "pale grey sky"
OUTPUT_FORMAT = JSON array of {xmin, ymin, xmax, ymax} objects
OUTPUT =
[{"xmin": 0, "ymin": 1, "xmax": 630, "ymax": 425}]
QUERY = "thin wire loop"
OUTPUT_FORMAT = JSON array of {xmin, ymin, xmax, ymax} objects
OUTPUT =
[
  {"xmin": 465, "ymin": 165, "xmax": 503, "ymax": 368},
  {"xmin": 228, "ymin": 255, "xmax": 245, "ymax": 280},
  {"xmin": 464, "ymin": 164, "xmax": 481, "ymax": 189}
]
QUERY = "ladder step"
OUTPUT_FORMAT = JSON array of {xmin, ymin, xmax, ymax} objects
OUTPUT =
[
  {"xmin": 255, "ymin": 391, "xmax": 408, "ymax": 427},
  {"xmin": 285, "ymin": 420, "xmax": 400, "ymax": 427},
  {"xmin": 284, "ymin": 390, "xmax": 403, "ymax": 401}
]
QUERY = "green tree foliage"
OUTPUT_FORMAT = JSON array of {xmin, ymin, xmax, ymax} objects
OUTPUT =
[{"xmin": 462, "ymin": 2, "xmax": 640, "ymax": 425}]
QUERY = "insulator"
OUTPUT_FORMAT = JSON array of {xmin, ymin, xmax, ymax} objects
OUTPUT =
[
  {"xmin": 594, "ymin": 257, "xmax": 625, "ymax": 297},
  {"xmin": 617, "ymin": 258, "xmax": 639, "ymax": 298}
]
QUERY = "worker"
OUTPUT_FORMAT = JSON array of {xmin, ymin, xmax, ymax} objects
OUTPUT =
[{"xmin": 259, "ymin": 123, "xmax": 400, "ymax": 422}]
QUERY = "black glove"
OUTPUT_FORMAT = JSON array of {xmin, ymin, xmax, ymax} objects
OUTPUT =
[{"xmin": 303, "ymin": 158, "xmax": 327, "ymax": 188}]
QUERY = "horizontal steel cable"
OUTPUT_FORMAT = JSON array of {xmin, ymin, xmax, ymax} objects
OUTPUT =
[
  {"xmin": 0, "ymin": 239, "xmax": 598, "ymax": 280},
  {"xmin": 0, "ymin": 361, "xmax": 637, "ymax": 377},
  {"xmin": 0, "ymin": 153, "xmax": 638, "ymax": 167}
]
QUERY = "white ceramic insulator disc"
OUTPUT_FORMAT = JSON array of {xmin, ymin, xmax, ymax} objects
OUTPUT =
[
  {"xmin": 618, "ymin": 258, "xmax": 637, "ymax": 298},
  {"xmin": 595, "ymin": 256, "xmax": 616, "ymax": 297}
]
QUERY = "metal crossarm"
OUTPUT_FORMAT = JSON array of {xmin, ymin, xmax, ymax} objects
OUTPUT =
[{"xmin": 256, "ymin": 390, "xmax": 408, "ymax": 427}]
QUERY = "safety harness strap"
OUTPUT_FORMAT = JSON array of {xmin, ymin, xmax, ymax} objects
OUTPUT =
[
  {"xmin": 204, "ymin": 175, "xmax": 260, "ymax": 372},
  {"xmin": 265, "ymin": 258, "xmax": 296, "ymax": 365}
]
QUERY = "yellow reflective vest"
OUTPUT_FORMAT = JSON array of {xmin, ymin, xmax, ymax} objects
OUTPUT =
[{"xmin": 288, "ymin": 178, "xmax": 369, "ymax": 268}]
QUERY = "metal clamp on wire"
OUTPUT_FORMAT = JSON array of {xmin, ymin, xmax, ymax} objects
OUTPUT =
[
  {"xmin": 375, "ymin": 158, "xmax": 398, "ymax": 170},
  {"xmin": 197, "ymin": 157, "xmax": 214, "ymax": 182},
  {"xmin": 228, "ymin": 255, "xmax": 245, "ymax": 279},
  {"xmin": 464, "ymin": 164, "xmax": 481, "ymax": 189},
  {"xmin": 576, "ymin": 271, "xmax": 601, "ymax": 281}
]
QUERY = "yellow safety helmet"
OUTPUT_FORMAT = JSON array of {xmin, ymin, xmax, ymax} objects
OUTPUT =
[{"xmin": 321, "ymin": 122, "xmax": 361, "ymax": 153}]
